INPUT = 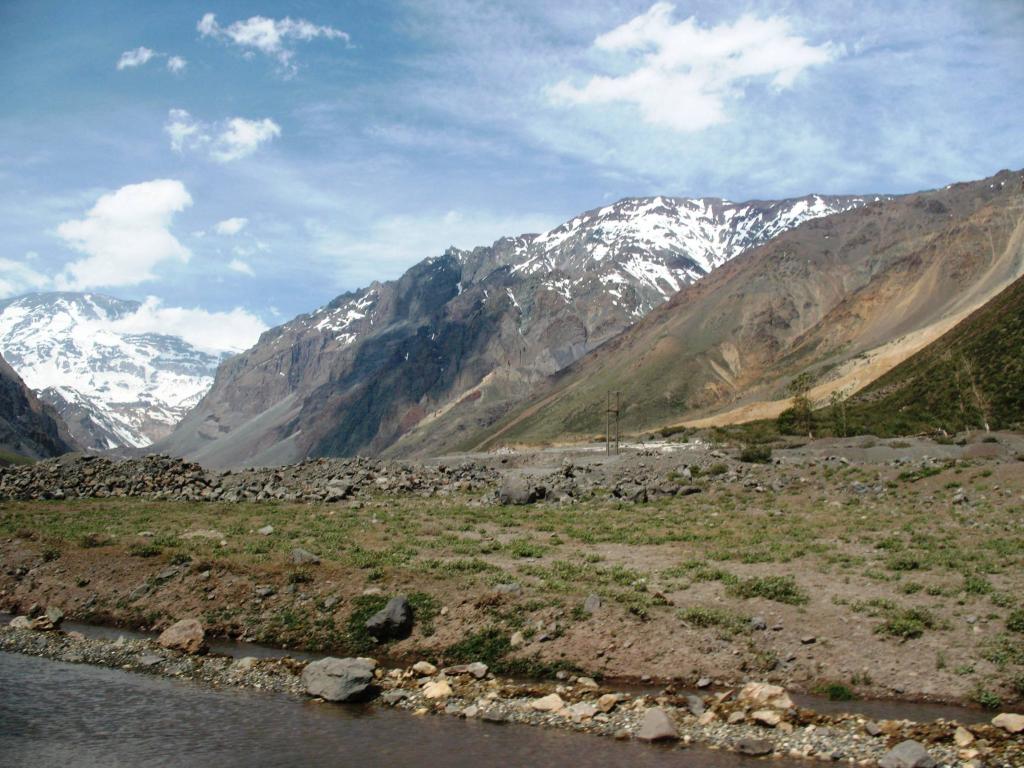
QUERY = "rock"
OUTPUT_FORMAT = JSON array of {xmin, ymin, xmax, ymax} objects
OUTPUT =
[
  {"xmin": 800, "ymin": 635, "xmax": 816, "ymax": 645},
  {"xmin": 696, "ymin": 677, "xmax": 711, "ymax": 689},
  {"xmin": 444, "ymin": 662, "xmax": 488, "ymax": 679},
  {"xmin": 462, "ymin": 704, "xmax": 478, "ymax": 719},
  {"xmin": 290, "ymin": 548, "xmax": 320, "ymax": 565},
  {"xmin": 697, "ymin": 711, "xmax": 717, "ymax": 726},
  {"xmin": 953, "ymin": 726, "xmax": 975, "ymax": 747},
  {"xmin": 878, "ymin": 740, "xmax": 936, "ymax": 768},
  {"xmin": 381, "ymin": 690, "xmax": 409, "ymax": 706},
  {"xmin": 510, "ymin": 631, "xmax": 525, "ymax": 648},
  {"xmin": 422, "ymin": 680, "xmax": 452, "ymax": 700},
  {"xmin": 736, "ymin": 738, "xmax": 773, "ymax": 756},
  {"xmin": 157, "ymin": 619, "xmax": 206, "ymax": 654},
  {"xmin": 727, "ymin": 711, "xmax": 746, "ymax": 725},
  {"xmin": 44, "ymin": 606, "xmax": 64, "ymax": 628},
  {"xmin": 8, "ymin": 615, "xmax": 31, "ymax": 629},
  {"xmin": 530, "ymin": 693, "xmax": 565, "ymax": 712},
  {"xmin": 365, "ymin": 596, "xmax": 413, "ymax": 642},
  {"xmin": 568, "ymin": 702, "xmax": 598, "ymax": 722},
  {"xmin": 494, "ymin": 582, "xmax": 523, "ymax": 595},
  {"xmin": 865, "ymin": 721, "xmax": 883, "ymax": 737},
  {"xmin": 412, "ymin": 661, "xmax": 437, "ymax": 676},
  {"xmin": 480, "ymin": 710, "xmax": 506, "ymax": 724},
  {"xmin": 137, "ymin": 653, "xmax": 165, "ymax": 667},
  {"xmin": 685, "ymin": 694, "xmax": 705, "ymax": 717},
  {"xmin": 737, "ymin": 682, "xmax": 794, "ymax": 710},
  {"xmin": 750, "ymin": 616, "xmax": 767, "ymax": 631},
  {"xmin": 636, "ymin": 707, "xmax": 678, "ymax": 741},
  {"xmin": 583, "ymin": 593, "xmax": 602, "ymax": 614},
  {"xmin": 597, "ymin": 693, "xmax": 620, "ymax": 713},
  {"xmin": 254, "ymin": 585, "xmax": 275, "ymax": 598},
  {"xmin": 750, "ymin": 709, "xmax": 781, "ymax": 727},
  {"xmin": 180, "ymin": 529, "xmax": 224, "ymax": 541},
  {"xmin": 257, "ymin": 525, "xmax": 274, "ymax": 536},
  {"xmin": 992, "ymin": 712, "xmax": 1024, "ymax": 733},
  {"xmin": 576, "ymin": 676, "xmax": 598, "ymax": 689},
  {"xmin": 498, "ymin": 478, "xmax": 544, "ymax": 505},
  {"xmin": 231, "ymin": 657, "xmax": 258, "ymax": 672},
  {"xmin": 301, "ymin": 657, "xmax": 376, "ymax": 702},
  {"xmin": 322, "ymin": 595, "xmax": 340, "ymax": 611}
]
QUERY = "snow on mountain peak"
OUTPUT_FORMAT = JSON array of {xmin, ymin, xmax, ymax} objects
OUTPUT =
[{"xmin": 0, "ymin": 292, "xmax": 223, "ymax": 449}]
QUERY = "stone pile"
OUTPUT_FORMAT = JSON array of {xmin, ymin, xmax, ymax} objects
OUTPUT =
[{"xmin": 0, "ymin": 454, "xmax": 500, "ymax": 504}]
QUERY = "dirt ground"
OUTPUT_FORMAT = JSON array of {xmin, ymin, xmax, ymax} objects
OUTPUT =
[{"xmin": 1, "ymin": 432, "xmax": 1023, "ymax": 708}]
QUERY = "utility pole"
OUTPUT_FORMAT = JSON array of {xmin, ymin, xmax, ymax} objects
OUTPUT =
[{"xmin": 606, "ymin": 390, "xmax": 621, "ymax": 455}]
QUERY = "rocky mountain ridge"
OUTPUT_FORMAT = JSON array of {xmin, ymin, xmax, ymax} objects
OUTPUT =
[
  {"xmin": 161, "ymin": 192, "xmax": 865, "ymax": 466},
  {"xmin": 0, "ymin": 293, "xmax": 223, "ymax": 450},
  {"xmin": 0, "ymin": 352, "xmax": 75, "ymax": 461}
]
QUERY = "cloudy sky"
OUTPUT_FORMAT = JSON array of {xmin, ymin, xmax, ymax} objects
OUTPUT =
[{"xmin": 1, "ymin": 0, "xmax": 1022, "ymax": 350}]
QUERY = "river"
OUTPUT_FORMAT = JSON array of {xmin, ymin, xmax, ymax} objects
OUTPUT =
[{"xmin": 0, "ymin": 651, "xmax": 816, "ymax": 768}]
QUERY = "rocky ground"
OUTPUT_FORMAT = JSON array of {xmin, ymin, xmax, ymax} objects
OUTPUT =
[
  {"xmin": 1, "ymin": 431, "xmax": 1023, "ymax": 710},
  {"xmin": 2, "ymin": 618, "xmax": 1022, "ymax": 767}
]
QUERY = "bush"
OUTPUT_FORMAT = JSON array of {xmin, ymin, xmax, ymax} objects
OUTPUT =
[
  {"xmin": 678, "ymin": 606, "xmax": 749, "ymax": 636},
  {"xmin": 875, "ymin": 607, "xmax": 939, "ymax": 639},
  {"xmin": 739, "ymin": 444, "xmax": 772, "ymax": 463},
  {"xmin": 1007, "ymin": 609, "xmax": 1024, "ymax": 633},
  {"xmin": 727, "ymin": 575, "xmax": 809, "ymax": 605}
]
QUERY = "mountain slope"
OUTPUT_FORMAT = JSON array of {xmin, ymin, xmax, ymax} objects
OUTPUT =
[
  {"xmin": 162, "ymin": 193, "xmax": 865, "ymax": 467},
  {"xmin": 0, "ymin": 352, "xmax": 75, "ymax": 461},
  {"xmin": 843, "ymin": 271, "xmax": 1024, "ymax": 435},
  {"xmin": 479, "ymin": 170, "xmax": 1024, "ymax": 447},
  {"xmin": 0, "ymin": 293, "xmax": 223, "ymax": 450}
]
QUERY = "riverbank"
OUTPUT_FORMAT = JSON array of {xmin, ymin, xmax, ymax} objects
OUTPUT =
[
  {"xmin": 3, "ymin": 621, "xmax": 1021, "ymax": 767},
  {"xmin": 3, "ymin": 436, "xmax": 1024, "ymax": 707}
]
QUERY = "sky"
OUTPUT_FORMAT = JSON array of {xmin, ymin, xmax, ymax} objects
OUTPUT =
[{"xmin": 1, "ymin": 0, "xmax": 1022, "ymax": 352}]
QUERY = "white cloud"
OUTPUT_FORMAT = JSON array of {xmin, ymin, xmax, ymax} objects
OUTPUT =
[
  {"xmin": 116, "ymin": 47, "xmax": 187, "ymax": 74},
  {"xmin": 212, "ymin": 118, "xmax": 281, "ymax": 162},
  {"xmin": 103, "ymin": 296, "xmax": 266, "ymax": 354},
  {"xmin": 55, "ymin": 180, "xmax": 192, "ymax": 290},
  {"xmin": 228, "ymin": 258, "xmax": 255, "ymax": 276},
  {"xmin": 197, "ymin": 12, "xmax": 348, "ymax": 74},
  {"xmin": 116, "ymin": 46, "xmax": 156, "ymax": 70},
  {"xmin": 0, "ymin": 257, "xmax": 51, "ymax": 297},
  {"xmin": 215, "ymin": 217, "xmax": 248, "ymax": 235},
  {"xmin": 165, "ymin": 109, "xmax": 281, "ymax": 162},
  {"xmin": 548, "ymin": 3, "xmax": 840, "ymax": 132}
]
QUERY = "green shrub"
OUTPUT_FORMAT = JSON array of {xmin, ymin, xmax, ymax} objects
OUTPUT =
[
  {"xmin": 739, "ymin": 445, "xmax": 772, "ymax": 464},
  {"xmin": 727, "ymin": 575, "xmax": 809, "ymax": 605},
  {"xmin": 1006, "ymin": 609, "xmax": 1024, "ymax": 633},
  {"xmin": 875, "ymin": 607, "xmax": 939, "ymax": 639}
]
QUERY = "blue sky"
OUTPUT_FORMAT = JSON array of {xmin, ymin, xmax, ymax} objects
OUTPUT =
[{"xmin": 1, "ymin": 0, "xmax": 1022, "ymax": 350}]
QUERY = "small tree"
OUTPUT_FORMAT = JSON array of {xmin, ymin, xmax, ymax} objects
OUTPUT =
[
  {"xmin": 787, "ymin": 372, "xmax": 815, "ymax": 438},
  {"xmin": 829, "ymin": 388, "xmax": 849, "ymax": 437}
]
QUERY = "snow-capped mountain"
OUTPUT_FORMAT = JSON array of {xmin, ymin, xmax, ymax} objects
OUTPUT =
[
  {"xmin": 0, "ymin": 293, "xmax": 223, "ymax": 450},
  {"xmin": 163, "ymin": 192, "xmax": 866, "ymax": 466}
]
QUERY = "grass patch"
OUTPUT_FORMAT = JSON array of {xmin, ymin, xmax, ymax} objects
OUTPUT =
[{"xmin": 726, "ymin": 575, "xmax": 808, "ymax": 605}]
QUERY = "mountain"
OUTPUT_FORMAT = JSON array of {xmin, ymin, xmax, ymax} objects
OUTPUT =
[
  {"xmin": 0, "ymin": 351, "xmax": 75, "ymax": 461},
  {"xmin": 843, "ymin": 271, "xmax": 1024, "ymax": 435},
  {"xmin": 478, "ymin": 170, "xmax": 1024, "ymax": 448},
  {"xmin": 161, "ymin": 193, "xmax": 865, "ymax": 467},
  {"xmin": 0, "ymin": 293, "xmax": 223, "ymax": 450}
]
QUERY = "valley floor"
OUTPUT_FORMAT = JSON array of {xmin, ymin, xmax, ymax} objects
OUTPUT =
[{"xmin": 1, "ymin": 433, "xmax": 1023, "ymax": 708}]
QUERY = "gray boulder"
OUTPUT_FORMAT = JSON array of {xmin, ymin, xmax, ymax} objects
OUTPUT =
[
  {"xmin": 290, "ymin": 548, "xmax": 320, "ymax": 565},
  {"xmin": 498, "ymin": 478, "xmax": 544, "ymax": 505},
  {"xmin": 878, "ymin": 741, "xmax": 936, "ymax": 768},
  {"xmin": 583, "ymin": 594, "xmax": 602, "ymax": 614},
  {"xmin": 365, "ymin": 596, "xmax": 413, "ymax": 642},
  {"xmin": 301, "ymin": 657, "xmax": 377, "ymax": 702},
  {"xmin": 737, "ymin": 737, "xmax": 773, "ymax": 756},
  {"xmin": 636, "ymin": 707, "xmax": 678, "ymax": 741}
]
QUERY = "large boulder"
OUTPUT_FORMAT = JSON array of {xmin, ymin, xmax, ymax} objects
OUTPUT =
[
  {"xmin": 878, "ymin": 740, "xmax": 936, "ymax": 768},
  {"xmin": 992, "ymin": 713, "xmax": 1024, "ymax": 733},
  {"xmin": 301, "ymin": 657, "xmax": 377, "ymax": 702},
  {"xmin": 498, "ymin": 478, "xmax": 544, "ymax": 505},
  {"xmin": 737, "ymin": 682, "xmax": 794, "ymax": 710},
  {"xmin": 157, "ymin": 619, "xmax": 206, "ymax": 654},
  {"xmin": 365, "ymin": 596, "xmax": 413, "ymax": 642},
  {"xmin": 636, "ymin": 707, "xmax": 678, "ymax": 741}
]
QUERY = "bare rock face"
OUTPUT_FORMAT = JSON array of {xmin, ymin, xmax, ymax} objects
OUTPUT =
[
  {"xmin": 301, "ymin": 657, "xmax": 377, "ymax": 702},
  {"xmin": 0, "ymin": 352, "xmax": 75, "ymax": 460},
  {"xmin": 157, "ymin": 619, "xmax": 206, "ymax": 655}
]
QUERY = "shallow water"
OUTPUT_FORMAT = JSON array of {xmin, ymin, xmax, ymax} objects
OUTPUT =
[{"xmin": 0, "ymin": 651, "xmax": 803, "ymax": 768}]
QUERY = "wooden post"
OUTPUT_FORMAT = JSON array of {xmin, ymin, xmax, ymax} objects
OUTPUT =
[
  {"xmin": 606, "ymin": 391, "xmax": 611, "ymax": 455},
  {"xmin": 615, "ymin": 390, "xmax": 620, "ymax": 455}
]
